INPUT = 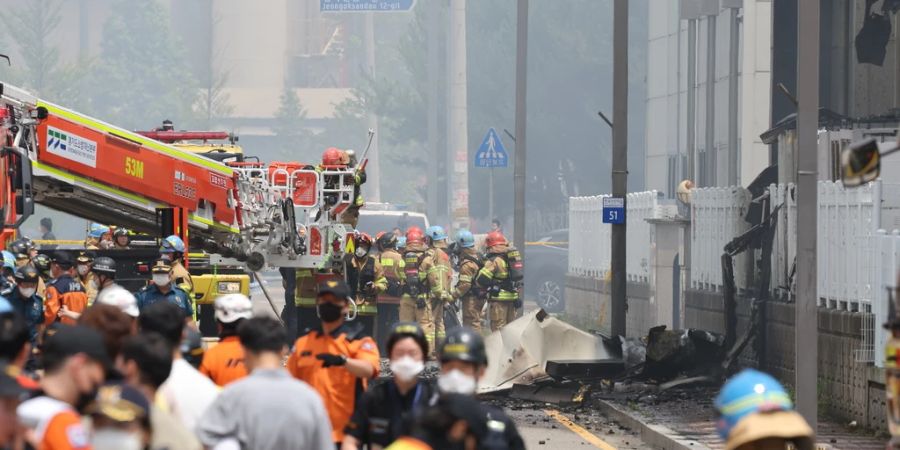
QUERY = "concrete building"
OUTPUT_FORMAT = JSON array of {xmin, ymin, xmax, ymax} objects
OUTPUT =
[{"xmin": 644, "ymin": 0, "xmax": 772, "ymax": 195}]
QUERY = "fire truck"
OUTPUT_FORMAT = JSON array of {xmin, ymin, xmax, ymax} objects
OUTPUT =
[{"xmin": 0, "ymin": 82, "xmax": 360, "ymax": 272}]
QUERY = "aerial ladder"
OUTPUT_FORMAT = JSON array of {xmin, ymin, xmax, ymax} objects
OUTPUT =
[{"xmin": 0, "ymin": 82, "xmax": 358, "ymax": 271}]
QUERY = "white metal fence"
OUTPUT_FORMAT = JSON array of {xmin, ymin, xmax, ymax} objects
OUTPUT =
[
  {"xmin": 690, "ymin": 187, "xmax": 752, "ymax": 291},
  {"xmin": 567, "ymin": 191, "xmax": 666, "ymax": 282}
]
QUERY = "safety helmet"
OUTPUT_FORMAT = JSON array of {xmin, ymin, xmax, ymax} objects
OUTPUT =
[
  {"xmin": 396, "ymin": 236, "xmax": 407, "ymax": 250},
  {"xmin": 339, "ymin": 150, "xmax": 350, "ymax": 165},
  {"xmin": 13, "ymin": 265, "xmax": 40, "ymax": 284},
  {"xmin": 32, "ymin": 254, "xmax": 51, "ymax": 276},
  {"xmin": 345, "ymin": 149, "xmax": 357, "ymax": 166},
  {"xmin": 425, "ymin": 225, "xmax": 448, "ymax": 242},
  {"xmin": 714, "ymin": 369, "xmax": 794, "ymax": 440},
  {"xmin": 377, "ymin": 232, "xmax": 397, "ymax": 251},
  {"xmin": 7, "ymin": 239, "xmax": 28, "ymax": 259},
  {"xmin": 406, "ymin": 226, "xmax": 425, "ymax": 247},
  {"xmin": 356, "ymin": 232, "xmax": 373, "ymax": 248},
  {"xmin": 160, "ymin": 235, "xmax": 186, "ymax": 254},
  {"xmin": 322, "ymin": 147, "xmax": 344, "ymax": 167},
  {"xmin": 1, "ymin": 251, "xmax": 15, "ymax": 270},
  {"xmin": 214, "ymin": 294, "xmax": 253, "ymax": 323},
  {"xmin": 89, "ymin": 223, "xmax": 109, "ymax": 239},
  {"xmin": 439, "ymin": 326, "xmax": 488, "ymax": 366},
  {"xmin": 75, "ymin": 252, "xmax": 93, "ymax": 264},
  {"xmin": 486, "ymin": 230, "xmax": 506, "ymax": 248},
  {"xmin": 91, "ymin": 256, "xmax": 117, "ymax": 276},
  {"xmin": 113, "ymin": 228, "xmax": 129, "ymax": 238},
  {"xmin": 456, "ymin": 229, "xmax": 475, "ymax": 249},
  {"xmin": 96, "ymin": 286, "xmax": 139, "ymax": 318},
  {"xmin": 387, "ymin": 322, "xmax": 429, "ymax": 357}
]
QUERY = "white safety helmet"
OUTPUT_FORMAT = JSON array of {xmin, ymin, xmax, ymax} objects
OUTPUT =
[
  {"xmin": 96, "ymin": 286, "xmax": 140, "ymax": 318},
  {"xmin": 214, "ymin": 294, "xmax": 253, "ymax": 323}
]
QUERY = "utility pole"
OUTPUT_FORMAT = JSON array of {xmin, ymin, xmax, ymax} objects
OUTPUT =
[
  {"xmin": 513, "ymin": 0, "xmax": 528, "ymax": 270},
  {"xmin": 364, "ymin": 13, "xmax": 381, "ymax": 201},
  {"xmin": 686, "ymin": 18, "xmax": 697, "ymax": 185},
  {"xmin": 426, "ymin": 1, "xmax": 439, "ymax": 220},
  {"xmin": 449, "ymin": 0, "xmax": 470, "ymax": 229},
  {"xmin": 795, "ymin": 0, "xmax": 819, "ymax": 430},
  {"xmin": 610, "ymin": 0, "xmax": 628, "ymax": 337},
  {"xmin": 727, "ymin": 7, "xmax": 739, "ymax": 185}
]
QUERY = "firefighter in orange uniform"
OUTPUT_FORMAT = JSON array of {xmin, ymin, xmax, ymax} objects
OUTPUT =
[
  {"xmin": 44, "ymin": 252, "xmax": 89, "ymax": 325},
  {"xmin": 288, "ymin": 279, "xmax": 380, "ymax": 446}
]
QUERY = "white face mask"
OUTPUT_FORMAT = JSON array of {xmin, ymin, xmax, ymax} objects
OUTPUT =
[
  {"xmin": 76, "ymin": 264, "xmax": 90, "ymax": 276},
  {"xmin": 355, "ymin": 247, "xmax": 368, "ymax": 258},
  {"xmin": 18, "ymin": 287, "xmax": 35, "ymax": 297},
  {"xmin": 437, "ymin": 369, "xmax": 477, "ymax": 395},
  {"xmin": 389, "ymin": 356, "xmax": 425, "ymax": 382},
  {"xmin": 92, "ymin": 429, "xmax": 143, "ymax": 450},
  {"xmin": 152, "ymin": 274, "xmax": 171, "ymax": 286}
]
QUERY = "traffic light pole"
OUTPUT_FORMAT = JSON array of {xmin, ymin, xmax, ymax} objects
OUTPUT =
[{"xmin": 610, "ymin": 0, "xmax": 628, "ymax": 337}]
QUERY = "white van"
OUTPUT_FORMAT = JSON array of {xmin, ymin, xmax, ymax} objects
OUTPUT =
[{"xmin": 356, "ymin": 203, "xmax": 430, "ymax": 236}]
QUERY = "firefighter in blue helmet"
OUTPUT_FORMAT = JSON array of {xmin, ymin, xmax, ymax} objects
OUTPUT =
[{"xmin": 714, "ymin": 369, "xmax": 814, "ymax": 450}]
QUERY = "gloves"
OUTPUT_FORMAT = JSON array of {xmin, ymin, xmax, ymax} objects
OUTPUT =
[
  {"xmin": 488, "ymin": 285, "xmax": 501, "ymax": 297},
  {"xmin": 363, "ymin": 281, "xmax": 376, "ymax": 295},
  {"xmin": 416, "ymin": 297, "xmax": 427, "ymax": 309},
  {"xmin": 316, "ymin": 353, "xmax": 347, "ymax": 367},
  {"xmin": 513, "ymin": 299, "xmax": 523, "ymax": 309}
]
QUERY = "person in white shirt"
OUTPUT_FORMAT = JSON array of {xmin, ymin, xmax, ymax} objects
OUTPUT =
[{"xmin": 138, "ymin": 301, "xmax": 218, "ymax": 431}]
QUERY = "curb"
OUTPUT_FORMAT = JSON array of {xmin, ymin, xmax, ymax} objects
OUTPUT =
[{"xmin": 594, "ymin": 400, "xmax": 713, "ymax": 450}]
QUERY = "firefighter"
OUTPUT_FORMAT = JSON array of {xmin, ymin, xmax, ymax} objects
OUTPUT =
[
  {"xmin": 452, "ymin": 229, "xmax": 485, "ymax": 332},
  {"xmin": 714, "ymin": 369, "xmax": 814, "ymax": 450},
  {"xmin": 376, "ymin": 232, "xmax": 405, "ymax": 351},
  {"xmin": 420, "ymin": 226, "xmax": 453, "ymax": 346},
  {"xmin": 113, "ymin": 227, "xmax": 131, "ymax": 249},
  {"xmin": 287, "ymin": 279, "xmax": 381, "ymax": 446},
  {"xmin": 342, "ymin": 150, "xmax": 366, "ymax": 228},
  {"xmin": 75, "ymin": 252, "xmax": 98, "ymax": 304},
  {"xmin": 319, "ymin": 147, "xmax": 346, "ymax": 211},
  {"xmin": 134, "ymin": 260, "xmax": 193, "ymax": 319},
  {"xmin": 32, "ymin": 253, "xmax": 51, "ymax": 298},
  {"xmin": 199, "ymin": 293, "xmax": 253, "ymax": 386},
  {"xmin": 400, "ymin": 227, "xmax": 435, "ymax": 350},
  {"xmin": 8, "ymin": 239, "xmax": 30, "ymax": 268},
  {"xmin": 475, "ymin": 231, "xmax": 521, "ymax": 331},
  {"xmin": 91, "ymin": 256, "xmax": 121, "ymax": 298},
  {"xmin": 44, "ymin": 252, "xmax": 89, "ymax": 325},
  {"xmin": 346, "ymin": 232, "xmax": 387, "ymax": 340},
  {"xmin": 86, "ymin": 223, "xmax": 108, "ymax": 249},
  {"xmin": 435, "ymin": 327, "xmax": 525, "ymax": 450},
  {"xmin": 295, "ymin": 268, "xmax": 320, "ymax": 337}
]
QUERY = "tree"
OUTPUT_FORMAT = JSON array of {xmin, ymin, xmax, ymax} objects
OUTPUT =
[
  {"xmin": 195, "ymin": 69, "xmax": 234, "ymax": 129},
  {"xmin": 0, "ymin": 0, "xmax": 91, "ymax": 107},
  {"xmin": 273, "ymin": 88, "xmax": 312, "ymax": 160},
  {"xmin": 86, "ymin": 0, "xmax": 198, "ymax": 130}
]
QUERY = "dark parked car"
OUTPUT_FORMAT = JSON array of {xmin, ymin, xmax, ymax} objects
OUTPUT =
[{"xmin": 523, "ymin": 229, "xmax": 568, "ymax": 312}]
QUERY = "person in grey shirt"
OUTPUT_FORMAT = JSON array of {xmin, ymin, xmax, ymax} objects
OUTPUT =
[{"xmin": 197, "ymin": 317, "xmax": 333, "ymax": 450}]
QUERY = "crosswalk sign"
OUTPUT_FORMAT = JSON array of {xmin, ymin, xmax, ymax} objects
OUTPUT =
[{"xmin": 474, "ymin": 128, "xmax": 508, "ymax": 168}]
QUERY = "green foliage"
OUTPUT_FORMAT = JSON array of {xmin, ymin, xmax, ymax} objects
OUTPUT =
[{"xmin": 86, "ymin": 0, "xmax": 198, "ymax": 130}]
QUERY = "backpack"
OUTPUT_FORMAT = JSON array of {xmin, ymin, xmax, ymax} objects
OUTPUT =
[{"xmin": 502, "ymin": 247, "xmax": 524, "ymax": 282}]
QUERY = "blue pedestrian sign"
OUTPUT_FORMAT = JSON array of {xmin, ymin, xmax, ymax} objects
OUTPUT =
[
  {"xmin": 602, "ymin": 197, "xmax": 625, "ymax": 224},
  {"xmin": 474, "ymin": 128, "xmax": 509, "ymax": 168},
  {"xmin": 320, "ymin": 0, "xmax": 417, "ymax": 12}
]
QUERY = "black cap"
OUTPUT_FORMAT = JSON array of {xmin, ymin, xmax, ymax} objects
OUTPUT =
[
  {"xmin": 317, "ymin": 279, "xmax": 350, "ymax": 300},
  {"xmin": 439, "ymin": 326, "xmax": 488, "ymax": 366},
  {"xmin": 14, "ymin": 265, "xmax": 40, "ymax": 283},
  {"xmin": 51, "ymin": 251, "xmax": 73, "ymax": 269},
  {"xmin": 43, "ymin": 325, "xmax": 112, "ymax": 370},
  {"xmin": 87, "ymin": 382, "xmax": 150, "ymax": 423},
  {"xmin": 151, "ymin": 260, "xmax": 172, "ymax": 274},
  {"xmin": 0, "ymin": 361, "xmax": 26, "ymax": 399}
]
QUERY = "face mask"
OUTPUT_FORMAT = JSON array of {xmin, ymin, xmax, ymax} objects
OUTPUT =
[
  {"xmin": 355, "ymin": 247, "xmax": 368, "ymax": 258},
  {"xmin": 92, "ymin": 429, "xmax": 143, "ymax": 450},
  {"xmin": 152, "ymin": 274, "xmax": 170, "ymax": 286},
  {"xmin": 18, "ymin": 287, "xmax": 35, "ymax": 298},
  {"xmin": 390, "ymin": 356, "xmax": 425, "ymax": 382},
  {"xmin": 438, "ymin": 369, "xmax": 477, "ymax": 395},
  {"xmin": 160, "ymin": 254, "xmax": 172, "ymax": 262},
  {"xmin": 76, "ymin": 264, "xmax": 89, "ymax": 276},
  {"xmin": 317, "ymin": 302, "xmax": 344, "ymax": 323}
]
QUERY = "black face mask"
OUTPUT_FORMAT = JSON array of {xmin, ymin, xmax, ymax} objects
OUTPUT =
[{"xmin": 317, "ymin": 302, "xmax": 343, "ymax": 323}]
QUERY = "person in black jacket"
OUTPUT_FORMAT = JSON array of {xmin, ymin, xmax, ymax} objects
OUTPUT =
[{"xmin": 343, "ymin": 322, "xmax": 436, "ymax": 450}]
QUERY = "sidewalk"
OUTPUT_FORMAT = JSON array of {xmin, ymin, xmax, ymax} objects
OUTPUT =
[{"xmin": 598, "ymin": 386, "xmax": 886, "ymax": 450}]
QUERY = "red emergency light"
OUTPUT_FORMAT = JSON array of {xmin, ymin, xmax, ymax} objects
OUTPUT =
[{"xmin": 136, "ymin": 130, "xmax": 231, "ymax": 143}]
